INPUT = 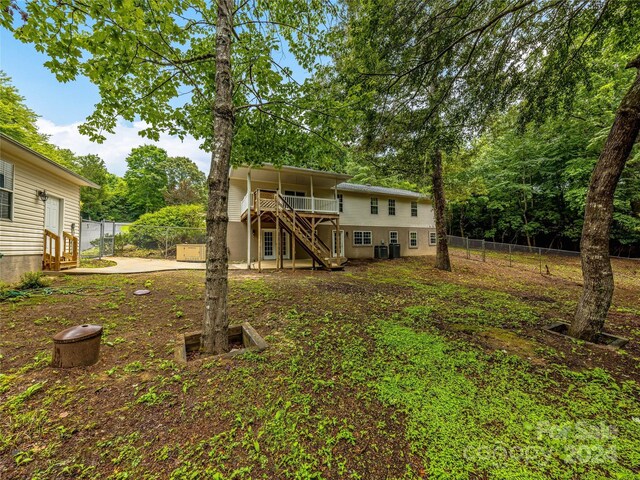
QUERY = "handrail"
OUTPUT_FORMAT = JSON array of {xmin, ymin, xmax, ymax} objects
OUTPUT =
[
  {"xmin": 277, "ymin": 194, "xmax": 332, "ymax": 256},
  {"xmin": 43, "ymin": 229, "xmax": 61, "ymax": 271}
]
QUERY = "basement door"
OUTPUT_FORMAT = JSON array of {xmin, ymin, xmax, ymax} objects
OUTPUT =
[
  {"xmin": 332, "ymin": 230, "xmax": 345, "ymax": 257},
  {"xmin": 263, "ymin": 229, "xmax": 290, "ymax": 260}
]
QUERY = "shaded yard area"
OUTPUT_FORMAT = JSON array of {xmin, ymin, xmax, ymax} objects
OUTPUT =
[{"xmin": 1, "ymin": 255, "xmax": 639, "ymax": 479}]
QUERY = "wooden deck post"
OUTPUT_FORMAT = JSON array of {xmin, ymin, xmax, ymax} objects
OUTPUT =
[
  {"xmin": 336, "ymin": 216, "xmax": 341, "ymax": 259},
  {"xmin": 276, "ymin": 199, "xmax": 281, "ymax": 270},
  {"xmin": 311, "ymin": 218, "xmax": 316, "ymax": 270},
  {"xmin": 247, "ymin": 170, "xmax": 252, "ymax": 269},
  {"xmin": 292, "ymin": 214, "xmax": 296, "ymax": 271},
  {"xmin": 257, "ymin": 190, "xmax": 262, "ymax": 273}
]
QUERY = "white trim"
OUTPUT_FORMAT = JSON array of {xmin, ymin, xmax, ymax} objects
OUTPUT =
[
  {"xmin": 0, "ymin": 158, "xmax": 14, "ymax": 221},
  {"xmin": 409, "ymin": 231, "xmax": 418, "ymax": 248},
  {"xmin": 370, "ymin": 197, "xmax": 378, "ymax": 215},
  {"xmin": 388, "ymin": 198, "xmax": 396, "ymax": 216},
  {"xmin": 332, "ymin": 229, "xmax": 345, "ymax": 257},
  {"xmin": 353, "ymin": 230, "xmax": 372, "ymax": 246},
  {"xmin": 429, "ymin": 231, "xmax": 437, "ymax": 246}
]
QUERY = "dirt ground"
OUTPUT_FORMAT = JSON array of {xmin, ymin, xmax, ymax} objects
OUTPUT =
[{"xmin": 1, "ymin": 253, "xmax": 639, "ymax": 479}]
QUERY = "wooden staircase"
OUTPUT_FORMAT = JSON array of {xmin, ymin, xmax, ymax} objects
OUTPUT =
[
  {"xmin": 273, "ymin": 193, "xmax": 345, "ymax": 270},
  {"xmin": 43, "ymin": 229, "xmax": 78, "ymax": 271}
]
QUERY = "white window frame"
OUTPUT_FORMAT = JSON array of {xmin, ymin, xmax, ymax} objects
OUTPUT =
[
  {"xmin": 388, "ymin": 198, "xmax": 396, "ymax": 216},
  {"xmin": 429, "ymin": 232, "xmax": 437, "ymax": 245},
  {"xmin": 409, "ymin": 231, "xmax": 418, "ymax": 249},
  {"xmin": 0, "ymin": 159, "xmax": 14, "ymax": 221},
  {"xmin": 337, "ymin": 193, "xmax": 343, "ymax": 213},
  {"xmin": 353, "ymin": 230, "xmax": 373, "ymax": 246},
  {"xmin": 389, "ymin": 231, "xmax": 398, "ymax": 245},
  {"xmin": 410, "ymin": 201, "xmax": 418, "ymax": 217},
  {"xmin": 370, "ymin": 197, "xmax": 378, "ymax": 215}
]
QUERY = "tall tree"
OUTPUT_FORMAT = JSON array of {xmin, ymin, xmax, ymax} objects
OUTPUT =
[
  {"xmin": 124, "ymin": 145, "xmax": 169, "ymax": 217},
  {"xmin": 5, "ymin": 0, "xmax": 334, "ymax": 354},
  {"xmin": 339, "ymin": 0, "xmax": 640, "ymax": 339},
  {"xmin": 0, "ymin": 71, "xmax": 76, "ymax": 168},
  {"xmin": 164, "ymin": 156, "xmax": 206, "ymax": 206},
  {"xmin": 570, "ymin": 56, "xmax": 640, "ymax": 340}
]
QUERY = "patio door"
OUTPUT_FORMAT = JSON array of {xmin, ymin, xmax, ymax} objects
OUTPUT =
[
  {"xmin": 45, "ymin": 196, "xmax": 62, "ymax": 236},
  {"xmin": 263, "ymin": 230, "xmax": 276, "ymax": 260},
  {"xmin": 263, "ymin": 229, "xmax": 291, "ymax": 260},
  {"xmin": 332, "ymin": 230, "xmax": 345, "ymax": 257}
]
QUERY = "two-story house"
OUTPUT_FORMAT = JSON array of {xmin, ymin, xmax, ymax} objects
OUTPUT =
[{"xmin": 228, "ymin": 164, "xmax": 436, "ymax": 270}]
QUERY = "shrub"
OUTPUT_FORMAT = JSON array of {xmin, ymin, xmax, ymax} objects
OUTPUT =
[
  {"xmin": 17, "ymin": 271, "xmax": 51, "ymax": 290},
  {"xmin": 128, "ymin": 204, "xmax": 206, "ymax": 250}
]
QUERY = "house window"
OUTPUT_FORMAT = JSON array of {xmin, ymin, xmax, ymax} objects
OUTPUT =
[
  {"xmin": 353, "ymin": 231, "xmax": 372, "ymax": 246},
  {"xmin": 411, "ymin": 201, "xmax": 418, "ymax": 217},
  {"xmin": 388, "ymin": 199, "xmax": 396, "ymax": 215},
  {"xmin": 0, "ymin": 159, "xmax": 14, "ymax": 220},
  {"xmin": 429, "ymin": 232, "xmax": 437, "ymax": 245},
  {"xmin": 337, "ymin": 193, "xmax": 343, "ymax": 213},
  {"xmin": 284, "ymin": 190, "xmax": 305, "ymax": 197},
  {"xmin": 409, "ymin": 231, "xmax": 418, "ymax": 248},
  {"xmin": 370, "ymin": 197, "xmax": 378, "ymax": 214},
  {"xmin": 389, "ymin": 231, "xmax": 398, "ymax": 244}
]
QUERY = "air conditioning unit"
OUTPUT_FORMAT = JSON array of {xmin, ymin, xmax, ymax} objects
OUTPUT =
[{"xmin": 176, "ymin": 244, "xmax": 206, "ymax": 262}]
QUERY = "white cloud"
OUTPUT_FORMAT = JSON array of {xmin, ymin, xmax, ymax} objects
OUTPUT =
[{"xmin": 36, "ymin": 118, "xmax": 211, "ymax": 176}]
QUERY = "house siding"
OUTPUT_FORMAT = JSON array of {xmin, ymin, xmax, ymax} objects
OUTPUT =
[
  {"xmin": 337, "ymin": 192, "xmax": 433, "ymax": 228},
  {"xmin": 0, "ymin": 148, "xmax": 81, "ymax": 281},
  {"xmin": 226, "ymin": 171, "xmax": 436, "ymax": 263}
]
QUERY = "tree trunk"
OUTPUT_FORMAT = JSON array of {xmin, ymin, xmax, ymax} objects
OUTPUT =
[
  {"xmin": 570, "ymin": 57, "xmax": 640, "ymax": 341},
  {"xmin": 431, "ymin": 149, "xmax": 451, "ymax": 271},
  {"xmin": 201, "ymin": 0, "xmax": 235, "ymax": 355}
]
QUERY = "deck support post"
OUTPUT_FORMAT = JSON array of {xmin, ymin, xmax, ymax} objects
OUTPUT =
[
  {"xmin": 258, "ymin": 191, "xmax": 262, "ymax": 273},
  {"xmin": 247, "ymin": 170, "xmax": 252, "ymax": 269},
  {"xmin": 336, "ymin": 216, "xmax": 341, "ymax": 260},
  {"xmin": 312, "ymin": 218, "xmax": 316, "ymax": 270},
  {"xmin": 292, "ymin": 213, "xmax": 296, "ymax": 271},
  {"xmin": 276, "ymin": 201, "xmax": 281, "ymax": 271}
]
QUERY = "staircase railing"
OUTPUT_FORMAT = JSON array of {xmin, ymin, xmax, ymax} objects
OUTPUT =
[
  {"xmin": 43, "ymin": 230, "xmax": 79, "ymax": 271},
  {"xmin": 276, "ymin": 193, "xmax": 334, "ymax": 267},
  {"xmin": 43, "ymin": 229, "xmax": 61, "ymax": 271},
  {"xmin": 63, "ymin": 231, "xmax": 79, "ymax": 264}
]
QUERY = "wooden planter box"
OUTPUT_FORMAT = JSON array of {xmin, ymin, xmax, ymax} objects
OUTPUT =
[
  {"xmin": 175, "ymin": 322, "xmax": 267, "ymax": 364},
  {"xmin": 543, "ymin": 321, "xmax": 629, "ymax": 349}
]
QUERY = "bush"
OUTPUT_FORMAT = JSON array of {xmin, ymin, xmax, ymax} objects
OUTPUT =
[
  {"xmin": 17, "ymin": 271, "xmax": 51, "ymax": 290},
  {"xmin": 128, "ymin": 204, "xmax": 206, "ymax": 250}
]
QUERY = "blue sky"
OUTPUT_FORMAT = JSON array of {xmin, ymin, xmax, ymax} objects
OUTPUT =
[
  {"xmin": 1, "ymin": 31, "xmax": 99, "ymax": 124},
  {"xmin": 1, "ymin": 24, "xmax": 313, "ymax": 176}
]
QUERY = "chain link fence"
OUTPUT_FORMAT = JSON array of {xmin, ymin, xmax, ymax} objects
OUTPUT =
[
  {"xmin": 80, "ymin": 220, "xmax": 206, "ymax": 259},
  {"xmin": 447, "ymin": 235, "xmax": 639, "ymax": 279}
]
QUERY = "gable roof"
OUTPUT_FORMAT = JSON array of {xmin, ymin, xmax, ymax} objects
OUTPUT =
[
  {"xmin": 0, "ymin": 133, "xmax": 99, "ymax": 188},
  {"xmin": 337, "ymin": 182, "xmax": 427, "ymax": 199}
]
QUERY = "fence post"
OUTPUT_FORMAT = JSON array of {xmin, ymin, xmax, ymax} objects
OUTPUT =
[
  {"xmin": 99, "ymin": 220, "xmax": 105, "ymax": 260},
  {"xmin": 539, "ymin": 247, "xmax": 542, "ymax": 274},
  {"xmin": 112, "ymin": 221, "xmax": 116, "ymax": 256},
  {"xmin": 466, "ymin": 237, "xmax": 470, "ymax": 259},
  {"xmin": 482, "ymin": 239, "xmax": 486, "ymax": 262},
  {"xmin": 509, "ymin": 244, "xmax": 512, "ymax": 267},
  {"xmin": 165, "ymin": 227, "xmax": 170, "ymax": 259}
]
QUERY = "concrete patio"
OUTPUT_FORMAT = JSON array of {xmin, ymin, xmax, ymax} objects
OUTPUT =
[{"xmin": 59, "ymin": 257, "xmax": 317, "ymax": 275}]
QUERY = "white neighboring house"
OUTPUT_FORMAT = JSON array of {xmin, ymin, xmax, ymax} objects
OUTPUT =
[
  {"xmin": 227, "ymin": 164, "xmax": 436, "ymax": 269},
  {"xmin": 0, "ymin": 133, "xmax": 98, "ymax": 283}
]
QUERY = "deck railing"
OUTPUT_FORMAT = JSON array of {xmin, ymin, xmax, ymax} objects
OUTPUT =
[{"xmin": 242, "ymin": 190, "xmax": 338, "ymax": 215}]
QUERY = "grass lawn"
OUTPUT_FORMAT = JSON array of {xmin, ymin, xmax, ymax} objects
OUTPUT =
[{"xmin": 1, "ymin": 254, "xmax": 639, "ymax": 479}]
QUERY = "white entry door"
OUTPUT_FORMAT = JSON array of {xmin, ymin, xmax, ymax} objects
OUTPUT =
[
  {"xmin": 332, "ymin": 230, "xmax": 345, "ymax": 257},
  {"xmin": 263, "ymin": 230, "xmax": 291, "ymax": 260},
  {"xmin": 45, "ymin": 196, "xmax": 62, "ymax": 236}
]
